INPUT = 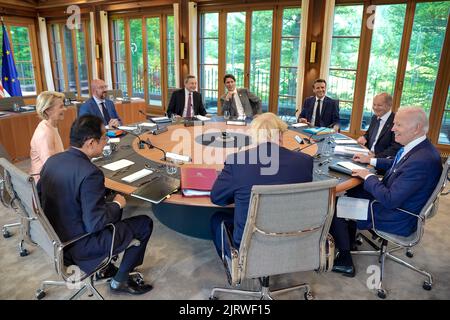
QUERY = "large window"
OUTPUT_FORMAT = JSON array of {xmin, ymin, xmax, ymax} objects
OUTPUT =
[
  {"xmin": 328, "ymin": 5, "xmax": 364, "ymax": 131},
  {"xmin": 1, "ymin": 21, "xmax": 40, "ymax": 96},
  {"xmin": 48, "ymin": 20, "xmax": 91, "ymax": 98},
  {"xmin": 329, "ymin": 1, "xmax": 450, "ymax": 146},
  {"xmin": 199, "ymin": 5, "xmax": 302, "ymax": 115},
  {"xmin": 439, "ymin": 87, "xmax": 450, "ymax": 145},
  {"xmin": 400, "ymin": 1, "xmax": 450, "ymax": 114},
  {"xmin": 110, "ymin": 13, "xmax": 175, "ymax": 108}
]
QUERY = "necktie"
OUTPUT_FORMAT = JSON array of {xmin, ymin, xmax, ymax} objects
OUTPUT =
[
  {"xmin": 100, "ymin": 102, "xmax": 111, "ymax": 125},
  {"xmin": 368, "ymin": 118, "xmax": 381, "ymax": 149},
  {"xmin": 314, "ymin": 99, "xmax": 321, "ymax": 127},
  {"xmin": 186, "ymin": 93, "xmax": 192, "ymax": 117},
  {"xmin": 391, "ymin": 147, "xmax": 404, "ymax": 169}
]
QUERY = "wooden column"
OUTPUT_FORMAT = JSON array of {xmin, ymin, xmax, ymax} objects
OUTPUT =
[{"xmin": 179, "ymin": 0, "xmax": 190, "ymax": 82}]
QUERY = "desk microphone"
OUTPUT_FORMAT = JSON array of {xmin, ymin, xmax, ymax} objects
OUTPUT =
[{"xmin": 144, "ymin": 138, "xmax": 167, "ymax": 161}]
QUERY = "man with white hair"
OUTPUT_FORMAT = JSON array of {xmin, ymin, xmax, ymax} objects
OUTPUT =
[{"xmin": 330, "ymin": 107, "xmax": 442, "ymax": 277}]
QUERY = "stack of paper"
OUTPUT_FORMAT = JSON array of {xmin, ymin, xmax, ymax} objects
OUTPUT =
[
  {"xmin": 166, "ymin": 152, "xmax": 191, "ymax": 163},
  {"xmin": 118, "ymin": 125, "xmax": 138, "ymax": 131},
  {"xmin": 291, "ymin": 123, "xmax": 308, "ymax": 128},
  {"xmin": 139, "ymin": 122, "xmax": 157, "ymax": 128},
  {"xmin": 102, "ymin": 159, "xmax": 134, "ymax": 171},
  {"xmin": 334, "ymin": 145, "xmax": 369, "ymax": 156},
  {"xmin": 121, "ymin": 169, "xmax": 153, "ymax": 183},
  {"xmin": 334, "ymin": 139, "xmax": 358, "ymax": 145},
  {"xmin": 226, "ymin": 120, "xmax": 246, "ymax": 126}
]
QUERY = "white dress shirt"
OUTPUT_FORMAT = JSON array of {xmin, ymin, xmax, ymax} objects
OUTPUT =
[
  {"xmin": 310, "ymin": 98, "xmax": 322, "ymax": 125},
  {"xmin": 183, "ymin": 88, "xmax": 194, "ymax": 117},
  {"xmin": 228, "ymin": 89, "xmax": 245, "ymax": 118},
  {"xmin": 370, "ymin": 111, "xmax": 392, "ymax": 152},
  {"xmin": 93, "ymin": 96, "xmax": 106, "ymax": 118}
]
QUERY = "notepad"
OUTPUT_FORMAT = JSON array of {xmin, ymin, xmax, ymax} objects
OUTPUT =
[
  {"xmin": 118, "ymin": 126, "xmax": 138, "ymax": 131},
  {"xmin": 336, "ymin": 161, "xmax": 366, "ymax": 171},
  {"xmin": 291, "ymin": 123, "xmax": 308, "ymax": 128},
  {"xmin": 102, "ymin": 159, "xmax": 134, "ymax": 171},
  {"xmin": 121, "ymin": 169, "xmax": 153, "ymax": 183},
  {"xmin": 195, "ymin": 115, "xmax": 211, "ymax": 121},
  {"xmin": 139, "ymin": 122, "xmax": 157, "ymax": 128},
  {"xmin": 166, "ymin": 152, "xmax": 191, "ymax": 163},
  {"xmin": 226, "ymin": 120, "xmax": 246, "ymax": 126}
]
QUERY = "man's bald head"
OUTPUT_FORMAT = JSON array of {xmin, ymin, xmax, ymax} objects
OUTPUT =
[{"xmin": 91, "ymin": 79, "xmax": 108, "ymax": 100}]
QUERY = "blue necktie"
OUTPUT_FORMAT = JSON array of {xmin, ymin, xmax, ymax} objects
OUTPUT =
[{"xmin": 391, "ymin": 147, "xmax": 404, "ymax": 170}]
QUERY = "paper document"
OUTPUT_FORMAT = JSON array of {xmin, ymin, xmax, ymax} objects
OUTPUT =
[
  {"xmin": 118, "ymin": 126, "xmax": 138, "ymax": 131},
  {"xmin": 182, "ymin": 189, "xmax": 211, "ymax": 196},
  {"xmin": 334, "ymin": 139, "xmax": 358, "ymax": 145},
  {"xmin": 108, "ymin": 138, "xmax": 120, "ymax": 143},
  {"xmin": 336, "ymin": 161, "xmax": 367, "ymax": 171},
  {"xmin": 195, "ymin": 115, "xmax": 211, "ymax": 121},
  {"xmin": 166, "ymin": 152, "xmax": 191, "ymax": 163},
  {"xmin": 121, "ymin": 169, "xmax": 153, "ymax": 183},
  {"xmin": 334, "ymin": 145, "xmax": 369, "ymax": 156},
  {"xmin": 102, "ymin": 159, "xmax": 134, "ymax": 171},
  {"xmin": 291, "ymin": 123, "xmax": 308, "ymax": 128},
  {"xmin": 337, "ymin": 197, "xmax": 369, "ymax": 220},
  {"xmin": 152, "ymin": 116, "xmax": 170, "ymax": 121},
  {"xmin": 226, "ymin": 120, "xmax": 246, "ymax": 126},
  {"xmin": 139, "ymin": 122, "xmax": 157, "ymax": 128}
]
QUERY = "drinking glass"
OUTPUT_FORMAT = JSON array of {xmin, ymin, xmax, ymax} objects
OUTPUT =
[{"xmin": 223, "ymin": 110, "xmax": 230, "ymax": 120}]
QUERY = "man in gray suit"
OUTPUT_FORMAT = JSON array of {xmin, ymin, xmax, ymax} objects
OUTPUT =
[{"xmin": 220, "ymin": 74, "xmax": 262, "ymax": 119}]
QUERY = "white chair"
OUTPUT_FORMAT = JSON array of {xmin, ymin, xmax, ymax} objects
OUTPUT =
[{"xmin": 210, "ymin": 180, "xmax": 338, "ymax": 300}]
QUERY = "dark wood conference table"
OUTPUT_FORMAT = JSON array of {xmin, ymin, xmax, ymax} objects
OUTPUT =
[{"xmin": 98, "ymin": 117, "xmax": 362, "ymax": 239}]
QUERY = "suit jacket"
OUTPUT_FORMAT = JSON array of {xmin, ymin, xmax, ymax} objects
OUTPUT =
[
  {"xmin": 363, "ymin": 113, "xmax": 401, "ymax": 158},
  {"xmin": 299, "ymin": 96, "xmax": 340, "ymax": 128},
  {"xmin": 359, "ymin": 139, "xmax": 442, "ymax": 236},
  {"xmin": 167, "ymin": 89, "xmax": 206, "ymax": 117},
  {"xmin": 79, "ymin": 97, "xmax": 121, "ymax": 125},
  {"xmin": 220, "ymin": 88, "xmax": 262, "ymax": 117},
  {"xmin": 37, "ymin": 148, "xmax": 133, "ymax": 274},
  {"xmin": 210, "ymin": 142, "xmax": 313, "ymax": 248}
]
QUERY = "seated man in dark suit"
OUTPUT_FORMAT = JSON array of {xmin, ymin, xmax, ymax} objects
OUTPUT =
[
  {"xmin": 167, "ymin": 75, "xmax": 207, "ymax": 118},
  {"xmin": 210, "ymin": 112, "xmax": 313, "ymax": 257},
  {"xmin": 330, "ymin": 107, "xmax": 442, "ymax": 277},
  {"xmin": 79, "ymin": 79, "xmax": 122, "ymax": 128},
  {"xmin": 298, "ymin": 79, "xmax": 340, "ymax": 131},
  {"xmin": 37, "ymin": 115, "xmax": 153, "ymax": 295},
  {"xmin": 356, "ymin": 93, "xmax": 401, "ymax": 158},
  {"xmin": 220, "ymin": 74, "xmax": 262, "ymax": 119}
]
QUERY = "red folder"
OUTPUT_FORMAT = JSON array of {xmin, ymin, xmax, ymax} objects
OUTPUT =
[{"xmin": 180, "ymin": 167, "xmax": 218, "ymax": 197}]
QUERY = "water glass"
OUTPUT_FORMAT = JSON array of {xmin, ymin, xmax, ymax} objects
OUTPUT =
[
  {"xmin": 223, "ymin": 110, "xmax": 230, "ymax": 120},
  {"xmin": 102, "ymin": 145, "xmax": 112, "ymax": 158},
  {"xmin": 321, "ymin": 136, "xmax": 332, "ymax": 157},
  {"xmin": 165, "ymin": 162, "xmax": 178, "ymax": 175}
]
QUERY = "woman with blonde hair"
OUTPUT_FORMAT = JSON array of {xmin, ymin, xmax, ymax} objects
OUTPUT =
[{"xmin": 30, "ymin": 91, "xmax": 66, "ymax": 181}]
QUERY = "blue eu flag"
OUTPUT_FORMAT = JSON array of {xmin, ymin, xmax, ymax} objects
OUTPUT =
[{"xmin": 2, "ymin": 24, "xmax": 22, "ymax": 96}]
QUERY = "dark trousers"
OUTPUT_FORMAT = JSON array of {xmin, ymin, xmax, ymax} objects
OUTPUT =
[
  {"xmin": 112, "ymin": 215, "xmax": 153, "ymax": 275},
  {"xmin": 330, "ymin": 184, "xmax": 373, "ymax": 251},
  {"xmin": 210, "ymin": 211, "xmax": 234, "ymax": 259}
]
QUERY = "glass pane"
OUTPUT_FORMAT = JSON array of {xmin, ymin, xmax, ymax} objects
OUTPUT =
[
  {"xmin": 130, "ymin": 19, "xmax": 144, "ymax": 98},
  {"xmin": 400, "ymin": 1, "xmax": 450, "ymax": 115},
  {"xmin": 112, "ymin": 19, "xmax": 125, "ymax": 40},
  {"xmin": 328, "ymin": 69, "xmax": 356, "ymax": 101},
  {"xmin": 10, "ymin": 26, "xmax": 36, "ymax": 95},
  {"xmin": 332, "ymin": 5, "xmax": 364, "ymax": 36},
  {"xmin": 250, "ymin": 10, "xmax": 273, "ymax": 112},
  {"xmin": 50, "ymin": 24, "xmax": 65, "ymax": 92},
  {"xmin": 362, "ymin": 4, "xmax": 406, "ymax": 129},
  {"xmin": 338, "ymin": 101, "xmax": 353, "ymax": 131},
  {"xmin": 63, "ymin": 27, "xmax": 77, "ymax": 93},
  {"xmin": 166, "ymin": 16, "xmax": 176, "ymax": 89},
  {"xmin": 200, "ymin": 13, "xmax": 219, "ymax": 114},
  {"xmin": 282, "ymin": 8, "xmax": 301, "ymax": 37},
  {"xmin": 438, "ymin": 88, "xmax": 450, "ymax": 145},
  {"xmin": 278, "ymin": 67, "xmax": 298, "ymax": 117},
  {"xmin": 114, "ymin": 63, "xmax": 127, "ymax": 96},
  {"xmin": 330, "ymin": 38, "xmax": 360, "ymax": 69},
  {"xmin": 226, "ymin": 12, "xmax": 246, "ymax": 88},
  {"xmin": 280, "ymin": 38, "xmax": 300, "ymax": 68},
  {"xmin": 76, "ymin": 24, "xmax": 89, "ymax": 96},
  {"xmin": 200, "ymin": 65, "xmax": 218, "ymax": 114},
  {"xmin": 147, "ymin": 17, "xmax": 162, "ymax": 106}
]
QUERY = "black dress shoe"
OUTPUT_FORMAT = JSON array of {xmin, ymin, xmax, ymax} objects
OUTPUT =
[
  {"xmin": 110, "ymin": 278, "xmax": 153, "ymax": 295},
  {"xmin": 332, "ymin": 264, "xmax": 355, "ymax": 277},
  {"xmin": 96, "ymin": 263, "xmax": 119, "ymax": 280}
]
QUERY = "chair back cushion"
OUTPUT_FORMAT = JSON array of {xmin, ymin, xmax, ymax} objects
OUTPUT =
[{"xmin": 239, "ymin": 180, "xmax": 338, "ymax": 279}]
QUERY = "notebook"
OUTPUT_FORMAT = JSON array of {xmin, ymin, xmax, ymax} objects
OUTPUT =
[
  {"xmin": 180, "ymin": 167, "xmax": 218, "ymax": 197},
  {"xmin": 131, "ymin": 175, "xmax": 180, "ymax": 204},
  {"xmin": 303, "ymin": 127, "xmax": 334, "ymax": 135}
]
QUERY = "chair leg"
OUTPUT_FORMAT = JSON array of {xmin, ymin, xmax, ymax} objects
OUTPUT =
[
  {"xmin": 386, "ymin": 252, "xmax": 433, "ymax": 287},
  {"xmin": 376, "ymin": 243, "xmax": 388, "ymax": 299},
  {"xmin": 67, "ymin": 284, "xmax": 88, "ymax": 300},
  {"xmin": 210, "ymin": 287, "xmax": 262, "ymax": 300},
  {"xmin": 270, "ymin": 283, "xmax": 310, "ymax": 296},
  {"xmin": 87, "ymin": 277, "xmax": 105, "ymax": 300},
  {"xmin": 2, "ymin": 221, "xmax": 21, "ymax": 238}
]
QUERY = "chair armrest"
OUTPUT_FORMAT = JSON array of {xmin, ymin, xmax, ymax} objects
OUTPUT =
[{"xmin": 319, "ymin": 234, "xmax": 335, "ymax": 272}]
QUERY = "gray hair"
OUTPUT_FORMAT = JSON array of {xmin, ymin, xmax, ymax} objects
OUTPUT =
[{"xmin": 398, "ymin": 106, "xmax": 429, "ymax": 134}]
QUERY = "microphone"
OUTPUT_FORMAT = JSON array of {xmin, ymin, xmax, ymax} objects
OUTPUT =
[{"xmin": 144, "ymin": 138, "xmax": 167, "ymax": 161}]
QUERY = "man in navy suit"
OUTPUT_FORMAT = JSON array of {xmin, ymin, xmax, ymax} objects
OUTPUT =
[
  {"xmin": 38, "ymin": 115, "xmax": 153, "ymax": 295},
  {"xmin": 330, "ymin": 107, "xmax": 442, "ymax": 277},
  {"xmin": 356, "ymin": 93, "xmax": 401, "ymax": 158},
  {"xmin": 298, "ymin": 79, "xmax": 340, "ymax": 131},
  {"xmin": 210, "ymin": 113, "xmax": 314, "ymax": 257},
  {"xmin": 166, "ymin": 75, "xmax": 206, "ymax": 118},
  {"xmin": 79, "ymin": 79, "xmax": 122, "ymax": 128}
]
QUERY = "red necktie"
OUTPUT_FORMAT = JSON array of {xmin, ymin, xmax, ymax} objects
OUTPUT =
[{"xmin": 186, "ymin": 93, "xmax": 192, "ymax": 117}]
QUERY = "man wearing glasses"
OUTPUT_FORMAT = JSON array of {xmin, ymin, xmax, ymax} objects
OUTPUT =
[
  {"xmin": 38, "ymin": 115, "xmax": 154, "ymax": 295},
  {"xmin": 79, "ymin": 79, "xmax": 122, "ymax": 128}
]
